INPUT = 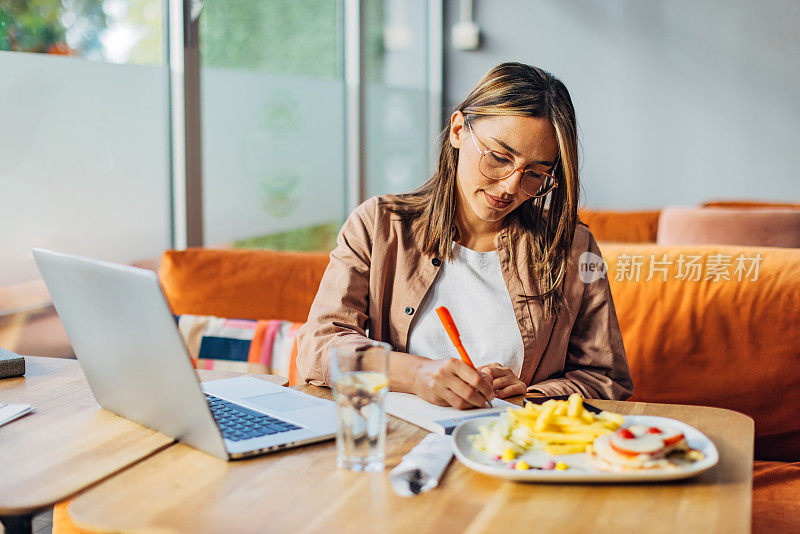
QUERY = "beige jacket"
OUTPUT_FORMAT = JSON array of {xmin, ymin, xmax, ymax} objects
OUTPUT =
[{"xmin": 296, "ymin": 196, "xmax": 633, "ymax": 400}]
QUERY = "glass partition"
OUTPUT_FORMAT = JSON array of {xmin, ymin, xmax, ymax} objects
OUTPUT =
[
  {"xmin": 0, "ymin": 0, "xmax": 169, "ymax": 286},
  {"xmin": 0, "ymin": 0, "xmax": 441, "ymax": 359},
  {"xmin": 363, "ymin": 0, "xmax": 435, "ymax": 198},
  {"xmin": 199, "ymin": 0, "xmax": 346, "ymax": 251}
]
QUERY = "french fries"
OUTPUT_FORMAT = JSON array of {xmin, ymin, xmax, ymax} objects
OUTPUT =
[{"xmin": 507, "ymin": 394, "xmax": 623, "ymax": 454}]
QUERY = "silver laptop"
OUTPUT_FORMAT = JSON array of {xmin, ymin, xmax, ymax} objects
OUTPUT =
[{"xmin": 33, "ymin": 248, "xmax": 337, "ymax": 460}]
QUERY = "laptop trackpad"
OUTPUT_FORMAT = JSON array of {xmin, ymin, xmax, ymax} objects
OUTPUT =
[{"xmin": 243, "ymin": 392, "xmax": 323, "ymax": 413}]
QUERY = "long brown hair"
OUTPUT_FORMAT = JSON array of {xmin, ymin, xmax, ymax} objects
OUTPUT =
[{"xmin": 382, "ymin": 62, "xmax": 580, "ymax": 317}]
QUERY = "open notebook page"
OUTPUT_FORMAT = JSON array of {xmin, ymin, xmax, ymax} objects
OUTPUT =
[
  {"xmin": 386, "ymin": 392, "xmax": 515, "ymax": 435},
  {"xmin": 0, "ymin": 402, "xmax": 35, "ymax": 427}
]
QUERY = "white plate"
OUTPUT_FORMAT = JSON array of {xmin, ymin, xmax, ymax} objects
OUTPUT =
[{"xmin": 451, "ymin": 415, "xmax": 719, "ymax": 483}]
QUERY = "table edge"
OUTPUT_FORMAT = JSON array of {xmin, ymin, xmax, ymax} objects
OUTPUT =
[
  {"xmin": 0, "ymin": 440, "xmax": 175, "ymax": 517},
  {"xmin": 0, "ymin": 357, "xmax": 286, "ymax": 517}
]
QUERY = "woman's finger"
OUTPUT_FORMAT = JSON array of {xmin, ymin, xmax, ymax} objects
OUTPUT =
[
  {"xmin": 436, "ymin": 386, "xmax": 469, "ymax": 409},
  {"xmin": 447, "ymin": 377, "xmax": 490, "ymax": 408},
  {"xmin": 451, "ymin": 361, "xmax": 494, "ymax": 401},
  {"xmin": 480, "ymin": 365, "xmax": 508, "ymax": 379},
  {"xmin": 495, "ymin": 382, "xmax": 527, "ymax": 399},
  {"xmin": 491, "ymin": 373, "xmax": 520, "ymax": 391},
  {"xmin": 425, "ymin": 390, "xmax": 451, "ymax": 407}
]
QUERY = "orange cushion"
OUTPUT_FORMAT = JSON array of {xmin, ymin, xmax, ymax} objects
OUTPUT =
[
  {"xmin": 53, "ymin": 500, "xmax": 83, "ymax": 534},
  {"xmin": 703, "ymin": 200, "xmax": 800, "ymax": 210},
  {"xmin": 753, "ymin": 460, "xmax": 800, "ymax": 533},
  {"xmin": 159, "ymin": 248, "xmax": 331, "ymax": 323},
  {"xmin": 578, "ymin": 208, "xmax": 661, "ymax": 243},
  {"xmin": 602, "ymin": 243, "xmax": 800, "ymax": 461},
  {"xmin": 657, "ymin": 207, "xmax": 800, "ymax": 248}
]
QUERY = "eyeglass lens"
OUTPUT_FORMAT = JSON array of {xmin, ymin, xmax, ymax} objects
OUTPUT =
[{"xmin": 479, "ymin": 152, "xmax": 554, "ymax": 196}]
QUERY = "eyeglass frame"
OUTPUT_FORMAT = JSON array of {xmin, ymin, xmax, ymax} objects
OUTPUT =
[{"xmin": 466, "ymin": 121, "xmax": 559, "ymax": 198}]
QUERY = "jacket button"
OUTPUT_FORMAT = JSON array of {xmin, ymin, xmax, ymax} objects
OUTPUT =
[
  {"xmin": 404, "ymin": 306, "xmax": 414, "ymax": 315},
  {"xmin": 432, "ymin": 258, "xmax": 441, "ymax": 267}
]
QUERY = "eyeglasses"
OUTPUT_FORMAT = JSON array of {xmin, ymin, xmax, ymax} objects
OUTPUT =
[{"xmin": 467, "ymin": 122, "xmax": 558, "ymax": 198}]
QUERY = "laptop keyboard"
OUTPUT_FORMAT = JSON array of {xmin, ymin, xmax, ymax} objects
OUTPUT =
[{"xmin": 205, "ymin": 394, "xmax": 302, "ymax": 442}]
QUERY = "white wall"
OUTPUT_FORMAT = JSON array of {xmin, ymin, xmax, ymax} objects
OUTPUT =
[{"xmin": 444, "ymin": 0, "xmax": 800, "ymax": 209}]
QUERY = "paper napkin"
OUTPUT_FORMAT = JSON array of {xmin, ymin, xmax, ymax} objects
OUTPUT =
[{"xmin": 389, "ymin": 434, "xmax": 454, "ymax": 496}]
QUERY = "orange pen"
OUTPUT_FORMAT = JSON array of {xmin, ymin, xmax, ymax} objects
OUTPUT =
[
  {"xmin": 435, "ymin": 306, "xmax": 476, "ymax": 368},
  {"xmin": 436, "ymin": 306, "xmax": 492, "ymax": 406}
]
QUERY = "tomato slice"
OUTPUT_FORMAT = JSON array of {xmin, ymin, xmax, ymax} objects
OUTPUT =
[
  {"xmin": 609, "ymin": 439, "xmax": 642, "ymax": 457},
  {"xmin": 663, "ymin": 433, "xmax": 686, "ymax": 446},
  {"xmin": 618, "ymin": 428, "xmax": 636, "ymax": 439},
  {"xmin": 609, "ymin": 430, "xmax": 665, "ymax": 456}
]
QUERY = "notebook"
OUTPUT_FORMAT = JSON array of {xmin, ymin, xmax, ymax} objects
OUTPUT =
[
  {"xmin": 386, "ymin": 392, "xmax": 515, "ymax": 435},
  {"xmin": 0, "ymin": 402, "xmax": 35, "ymax": 428}
]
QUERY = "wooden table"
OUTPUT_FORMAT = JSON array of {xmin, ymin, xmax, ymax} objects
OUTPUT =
[
  {"xmin": 68, "ymin": 387, "xmax": 755, "ymax": 534},
  {"xmin": 0, "ymin": 356, "xmax": 286, "ymax": 533}
]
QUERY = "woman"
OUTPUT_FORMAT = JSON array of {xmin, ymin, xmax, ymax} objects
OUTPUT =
[{"xmin": 297, "ymin": 62, "xmax": 633, "ymax": 408}]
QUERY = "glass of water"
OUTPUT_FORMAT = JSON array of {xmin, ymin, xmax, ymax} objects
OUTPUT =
[{"xmin": 330, "ymin": 341, "xmax": 391, "ymax": 471}]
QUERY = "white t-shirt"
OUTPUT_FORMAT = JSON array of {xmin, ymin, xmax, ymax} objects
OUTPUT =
[{"xmin": 406, "ymin": 243, "xmax": 525, "ymax": 376}]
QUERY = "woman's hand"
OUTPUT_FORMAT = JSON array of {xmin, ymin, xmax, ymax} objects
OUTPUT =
[
  {"xmin": 478, "ymin": 363, "xmax": 527, "ymax": 399},
  {"xmin": 412, "ymin": 358, "xmax": 494, "ymax": 409}
]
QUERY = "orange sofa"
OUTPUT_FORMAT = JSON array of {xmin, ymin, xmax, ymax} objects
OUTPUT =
[{"xmin": 57, "ymin": 241, "xmax": 799, "ymax": 533}]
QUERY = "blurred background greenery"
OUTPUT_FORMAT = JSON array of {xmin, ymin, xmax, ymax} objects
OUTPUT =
[
  {"xmin": 0, "ymin": 0, "xmax": 161, "ymax": 64},
  {"xmin": 0, "ymin": 0, "xmax": 105, "ymax": 55},
  {"xmin": 1, "ymin": 0, "xmax": 383, "ymax": 75}
]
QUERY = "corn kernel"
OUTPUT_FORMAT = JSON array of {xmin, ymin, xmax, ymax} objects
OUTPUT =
[
  {"xmin": 514, "ymin": 460, "xmax": 530, "ymax": 470},
  {"xmin": 555, "ymin": 462, "xmax": 568, "ymax": 470},
  {"xmin": 501, "ymin": 448, "xmax": 516, "ymax": 461}
]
